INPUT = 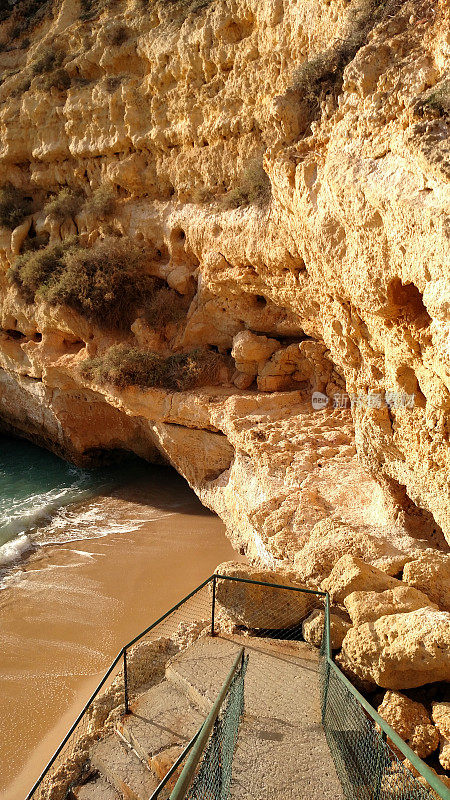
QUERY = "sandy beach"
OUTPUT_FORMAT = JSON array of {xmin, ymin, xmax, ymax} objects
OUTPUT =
[{"xmin": 0, "ymin": 467, "xmax": 241, "ymax": 800}]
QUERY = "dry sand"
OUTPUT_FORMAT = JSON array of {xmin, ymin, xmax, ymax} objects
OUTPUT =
[{"xmin": 0, "ymin": 467, "xmax": 242, "ymax": 800}]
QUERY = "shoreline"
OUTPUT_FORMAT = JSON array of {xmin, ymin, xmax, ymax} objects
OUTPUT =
[{"xmin": 0, "ymin": 470, "xmax": 243, "ymax": 800}]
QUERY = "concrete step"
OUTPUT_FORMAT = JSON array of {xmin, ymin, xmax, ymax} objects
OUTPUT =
[
  {"xmin": 72, "ymin": 775, "xmax": 120, "ymax": 800},
  {"xmin": 165, "ymin": 634, "xmax": 344, "ymax": 800},
  {"xmin": 117, "ymin": 679, "xmax": 205, "ymax": 767},
  {"xmin": 165, "ymin": 636, "xmax": 237, "ymax": 712},
  {"xmin": 89, "ymin": 734, "xmax": 159, "ymax": 800}
]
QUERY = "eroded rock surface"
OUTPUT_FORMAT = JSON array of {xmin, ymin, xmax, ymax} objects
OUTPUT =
[
  {"xmin": 338, "ymin": 607, "xmax": 450, "ymax": 689},
  {"xmin": 403, "ymin": 553, "xmax": 450, "ymax": 612},
  {"xmin": 432, "ymin": 701, "xmax": 450, "ymax": 771},
  {"xmin": 320, "ymin": 554, "xmax": 405, "ymax": 602},
  {"xmin": 343, "ymin": 585, "xmax": 437, "ymax": 626},
  {"xmin": 0, "ymin": 0, "xmax": 449, "ymax": 708},
  {"xmin": 302, "ymin": 608, "xmax": 350, "ymax": 650},
  {"xmin": 377, "ymin": 691, "xmax": 440, "ymax": 759},
  {"xmin": 214, "ymin": 561, "xmax": 316, "ymax": 629}
]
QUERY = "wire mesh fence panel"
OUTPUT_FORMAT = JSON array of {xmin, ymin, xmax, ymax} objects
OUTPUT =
[
  {"xmin": 319, "ymin": 658, "xmax": 435, "ymax": 800},
  {"xmin": 184, "ymin": 654, "xmax": 248, "ymax": 800},
  {"xmin": 213, "ymin": 574, "xmax": 325, "ymax": 643},
  {"xmin": 126, "ymin": 583, "xmax": 214, "ymax": 699},
  {"xmin": 28, "ymin": 656, "xmax": 125, "ymax": 800},
  {"xmin": 27, "ymin": 581, "xmax": 214, "ymax": 800}
]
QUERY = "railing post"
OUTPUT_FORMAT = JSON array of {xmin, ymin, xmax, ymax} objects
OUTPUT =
[
  {"xmin": 211, "ymin": 575, "xmax": 217, "ymax": 637},
  {"xmin": 123, "ymin": 647, "xmax": 129, "ymax": 715},
  {"xmin": 321, "ymin": 594, "xmax": 331, "ymax": 725}
]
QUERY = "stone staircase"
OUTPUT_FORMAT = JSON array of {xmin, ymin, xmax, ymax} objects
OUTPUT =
[{"xmin": 72, "ymin": 635, "xmax": 342, "ymax": 800}]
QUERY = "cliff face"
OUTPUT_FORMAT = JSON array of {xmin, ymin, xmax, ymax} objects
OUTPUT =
[{"xmin": 0, "ymin": 0, "xmax": 449, "ymax": 566}]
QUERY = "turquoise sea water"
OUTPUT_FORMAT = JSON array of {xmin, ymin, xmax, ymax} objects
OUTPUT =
[{"xmin": 0, "ymin": 435, "xmax": 129, "ymax": 569}]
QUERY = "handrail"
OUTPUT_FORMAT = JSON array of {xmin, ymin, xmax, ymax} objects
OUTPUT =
[
  {"xmin": 214, "ymin": 573, "xmax": 326, "ymax": 595},
  {"xmin": 322, "ymin": 597, "xmax": 450, "ymax": 800},
  {"xmin": 25, "ymin": 575, "xmax": 216, "ymax": 800},
  {"xmin": 169, "ymin": 647, "xmax": 245, "ymax": 800},
  {"xmin": 327, "ymin": 660, "xmax": 450, "ymax": 798},
  {"xmin": 23, "ymin": 573, "xmax": 450, "ymax": 800},
  {"xmin": 148, "ymin": 727, "xmax": 201, "ymax": 800}
]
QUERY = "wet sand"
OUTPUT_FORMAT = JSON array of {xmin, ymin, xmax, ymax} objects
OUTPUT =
[{"xmin": 0, "ymin": 467, "xmax": 242, "ymax": 799}]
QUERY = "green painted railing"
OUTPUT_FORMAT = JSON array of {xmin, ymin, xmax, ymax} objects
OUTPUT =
[
  {"xmin": 321, "ymin": 594, "xmax": 450, "ymax": 800},
  {"xmin": 170, "ymin": 647, "xmax": 247, "ymax": 800},
  {"xmin": 24, "ymin": 573, "xmax": 450, "ymax": 800}
]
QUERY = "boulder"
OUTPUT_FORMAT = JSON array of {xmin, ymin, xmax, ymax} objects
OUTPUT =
[
  {"xmin": 257, "ymin": 343, "xmax": 306, "ymax": 392},
  {"xmin": 343, "ymin": 585, "xmax": 437, "ymax": 626},
  {"xmin": 214, "ymin": 561, "xmax": 317, "ymax": 630},
  {"xmin": 231, "ymin": 331, "xmax": 280, "ymax": 376},
  {"xmin": 302, "ymin": 608, "xmax": 350, "ymax": 650},
  {"xmin": 384, "ymin": 760, "xmax": 450, "ymax": 799},
  {"xmin": 321, "ymin": 555, "xmax": 401, "ymax": 603},
  {"xmin": 432, "ymin": 701, "xmax": 450, "ymax": 770},
  {"xmin": 293, "ymin": 519, "xmax": 415, "ymax": 587},
  {"xmin": 377, "ymin": 691, "xmax": 439, "ymax": 758},
  {"xmin": 403, "ymin": 553, "xmax": 450, "ymax": 612},
  {"xmin": 337, "ymin": 607, "xmax": 450, "ymax": 689}
]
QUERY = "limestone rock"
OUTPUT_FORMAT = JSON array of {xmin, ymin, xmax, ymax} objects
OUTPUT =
[
  {"xmin": 257, "ymin": 340, "xmax": 333, "ymax": 393},
  {"xmin": 377, "ymin": 691, "xmax": 439, "ymax": 759},
  {"xmin": 302, "ymin": 608, "xmax": 350, "ymax": 650},
  {"xmin": 338, "ymin": 608, "xmax": 450, "ymax": 689},
  {"xmin": 343, "ymin": 585, "xmax": 437, "ymax": 626},
  {"xmin": 432, "ymin": 701, "xmax": 450, "ymax": 771},
  {"xmin": 231, "ymin": 331, "xmax": 280, "ymax": 376},
  {"xmin": 214, "ymin": 561, "xmax": 316, "ymax": 630},
  {"xmin": 0, "ymin": 0, "xmax": 449, "ymax": 705},
  {"xmin": 385, "ymin": 759, "xmax": 450, "ymax": 800},
  {"xmin": 294, "ymin": 520, "xmax": 423, "ymax": 588},
  {"xmin": 403, "ymin": 553, "xmax": 450, "ymax": 612},
  {"xmin": 320, "ymin": 554, "xmax": 402, "ymax": 602}
]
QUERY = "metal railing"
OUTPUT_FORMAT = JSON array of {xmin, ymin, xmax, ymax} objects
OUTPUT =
[
  {"xmin": 148, "ymin": 647, "xmax": 247, "ymax": 800},
  {"xmin": 23, "ymin": 573, "xmax": 449, "ymax": 800},
  {"xmin": 320, "ymin": 594, "xmax": 450, "ymax": 800},
  {"xmin": 25, "ymin": 576, "xmax": 214, "ymax": 800},
  {"xmin": 170, "ymin": 647, "xmax": 247, "ymax": 800}
]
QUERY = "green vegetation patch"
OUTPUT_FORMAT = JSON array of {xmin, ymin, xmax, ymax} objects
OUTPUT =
[
  {"xmin": 144, "ymin": 286, "xmax": 190, "ymax": 329},
  {"xmin": 0, "ymin": 185, "xmax": 33, "ymax": 229},
  {"xmin": 419, "ymin": 79, "xmax": 450, "ymax": 117},
  {"xmin": 83, "ymin": 185, "xmax": 116, "ymax": 219},
  {"xmin": 9, "ymin": 237, "xmax": 160, "ymax": 329},
  {"xmin": 81, "ymin": 344, "xmax": 226, "ymax": 391},
  {"xmin": 43, "ymin": 189, "xmax": 84, "ymax": 222},
  {"xmin": 224, "ymin": 157, "xmax": 271, "ymax": 209},
  {"xmin": 42, "ymin": 185, "xmax": 116, "ymax": 223},
  {"xmin": 289, "ymin": 0, "xmax": 404, "ymax": 125}
]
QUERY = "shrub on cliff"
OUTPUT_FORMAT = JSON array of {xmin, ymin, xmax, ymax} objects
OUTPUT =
[
  {"xmin": 1, "ymin": 1, "xmax": 53, "ymax": 42},
  {"xmin": 32, "ymin": 47, "xmax": 64, "ymax": 76},
  {"xmin": 224, "ymin": 158, "xmax": 271, "ymax": 209},
  {"xmin": 420, "ymin": 79, "xmax": 450, "ymax": 118},
  {"xmin": 9, "ymin": 237, "xmax": 159, "ymax": 329},
  {"xmin": 289, "ymin": 0, "xmax": 403, "ymax": 122},
  {"xmin": 103, "ymin": 24, "xmax": 129, "ymax": 47},
  {"xmin": 0, "ymin": 185, "xmax": 33, "ymax": 229},
  {"xmin": 43, "ymin": 189, "xmax": 84, "ymax": 222},
  {"xmin": 80, "ymin": 345, "xmax": 226, "ymax": 391},
  {"xmin": 83, "ymin": 185, "xmax": 116, "ymax": 219},
  {"xmin": 144, "ymin": 286, "xmax": 190, "ymax": 329},
  {"xmin": 39, "ymin": 67, "xmax": 71, "ymax": 92}
]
